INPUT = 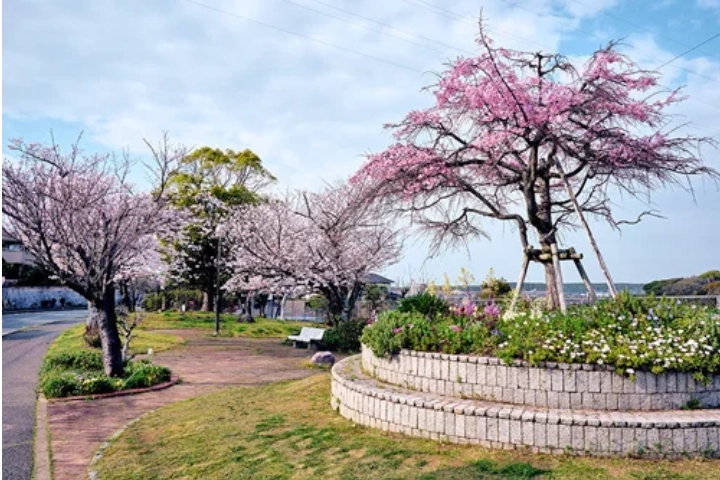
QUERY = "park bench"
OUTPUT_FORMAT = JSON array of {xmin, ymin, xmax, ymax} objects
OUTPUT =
[{"xmin": 287, "ymin": 327, "xmax": 326, "ymax": 349}]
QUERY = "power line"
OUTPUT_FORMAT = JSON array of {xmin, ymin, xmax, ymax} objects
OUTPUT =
[
  {"xmin": 491, "ymin": 0, "xmax": 720, "ymax": 84},
  {"xmin": 182, "ymin": 0, "xmax": 423, "ymax": 73},
  {"xmin": 398, "ymin": 0, "xmax": 557, "ymax": 52},
  {"xmin": 565, "ymin": 0, "xmax": 720, "ymax": 61},
  {"xmin": 276, "ymin": 0, "xmax": 448, "ymax": 54},
  {"xmin": 305, "ymin": 0, "xmax": 473, "ymax": 54},
  {"xmin": 656, "ymin": 31, "xmax": 720, "ymax": 70}
]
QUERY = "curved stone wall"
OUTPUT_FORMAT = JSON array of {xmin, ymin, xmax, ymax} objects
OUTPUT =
[
  {"xmin": 361, "ymin": 346, "xmax": 720, "ymax": 411},
  {"xmin": 333, "ymin": 356, "xmax": 720, "ymax": 458}
]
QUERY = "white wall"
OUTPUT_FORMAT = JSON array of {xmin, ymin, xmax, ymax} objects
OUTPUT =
[{"xmin": 1, "ymin": 286, "xmax": 88, "ymax": 310}]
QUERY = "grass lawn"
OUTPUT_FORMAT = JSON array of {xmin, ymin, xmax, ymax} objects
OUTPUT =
[
  {"xmin": 140, "ymin": 310, "xmax": 316, "ymax": 339},
  {"xmin": 94, "ymin": 375, "xmax": 720, "ymax": 480},
  {"xmin": 48, "ymin": 323, "xmax": 185, "ymax": 357}
]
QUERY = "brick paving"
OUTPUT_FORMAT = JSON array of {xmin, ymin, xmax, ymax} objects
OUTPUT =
[{"xmin": 47, "ymin": 331, "xmax": 320, "ymax": 480}]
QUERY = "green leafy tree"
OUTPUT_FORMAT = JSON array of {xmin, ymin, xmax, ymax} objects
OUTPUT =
[{"xmin": 162, "ymin": 147, "xmax": 275, "ymax": 311}]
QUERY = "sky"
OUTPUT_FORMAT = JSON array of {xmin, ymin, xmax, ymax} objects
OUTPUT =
[{"xmin": 3, "ymin": 0, "xmax": 720, "ymax": 286}]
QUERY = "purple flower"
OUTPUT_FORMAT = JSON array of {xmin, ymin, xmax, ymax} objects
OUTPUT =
[
  {"xmin": 491, "ymin": 328, "xmax": 500, "ymax": 336},
  {"xmin": 392, "ymin": 327, "xmax": 403, "ymax": 334},
  {"xmin": 484, "ymin": 300, "xmax": 501, "ymax": 317}
]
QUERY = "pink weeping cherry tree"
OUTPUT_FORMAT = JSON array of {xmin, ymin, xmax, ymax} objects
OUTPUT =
[
  {"xmin": 2, "ymin": 133, "xmax": 185, "ymax": 376},
  {"xmin": 353, "ymin": 25, "xmax": 718, "ymax": 310},
  {"xmin": 225, "ymin": 180, "xmax": 402, "ymax": 323}
]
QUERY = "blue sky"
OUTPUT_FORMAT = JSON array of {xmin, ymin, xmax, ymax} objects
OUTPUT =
[{"xmin": 3, "ymin": 0, "xmax": 720, "ymax": 285}]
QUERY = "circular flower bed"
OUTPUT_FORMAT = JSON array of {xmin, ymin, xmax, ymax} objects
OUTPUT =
[
  {"xmin": 39, "ymin": 350, "xmax": 172, "ymax": 399},
  {"xmin": 361, "ymin": 293, "xmax": 720, "ymax": 379}
]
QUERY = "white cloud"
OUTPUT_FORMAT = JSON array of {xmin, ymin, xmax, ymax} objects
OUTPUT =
[
  {"xmin": 2, "ymin": 0, "xmax": 621, "ymax": 190},
  {"xmin": 4, "ymin": 0, "xmax": 719, "ymax": 282}
]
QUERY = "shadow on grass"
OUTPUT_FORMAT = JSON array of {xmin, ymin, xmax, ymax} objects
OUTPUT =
[{"xmin": 418, "ymin": 459, "xmax": 549, "ymax": 480}]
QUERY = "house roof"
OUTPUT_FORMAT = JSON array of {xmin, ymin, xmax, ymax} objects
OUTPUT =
[{"xmin": 364, "ymin": 273, "xmax": 394, "ymax": 284}]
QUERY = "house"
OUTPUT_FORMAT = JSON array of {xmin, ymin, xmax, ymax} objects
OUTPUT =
[
  {"xmin": 2, "ymin": 231, "xmax": 33, "ymax": 266},
  {"xmin": 363, "ymin": 272, "xmax": 394, "ymax": 285}
]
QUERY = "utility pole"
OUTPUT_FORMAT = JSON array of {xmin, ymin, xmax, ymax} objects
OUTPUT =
[{"xmin": 215, "ymin": 236, "xmax": 222, "ymax": 335}]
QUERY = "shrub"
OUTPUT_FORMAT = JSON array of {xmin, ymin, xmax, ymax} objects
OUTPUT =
[
  {"xmin": 323, "ymin": 318, "xmax": 367, "ymax": 353},
  {"xmin": 704, "ymin": 281, "xmax": 720, "ymax": 295},
  {"xmin": 43, "ymin": 350, "xmax": 104, "ymax": 372},
  {"xmin": 699, "ymin": 270, "xmax": 720, "ymax": 282},
  {"xmin": 78, "ymin": 375, "xmax": 116, "ymax": 395},
  {"xmin": 364, "ymin": 294, "xmax": 720, "ymax": 376},
  {"xmin": 122, "ymin": 361, "xmax": 172, "ymax": 389},
  {"xmin": 362, "ymin": 311, "xmax": 433, "ymax": 357},
  {"xmin": 397, "ymin": 292, "xmax": 449, "ymax": 318},
  {"xmin": 40, "ymin": 371, "xmax": 83, "ymax": 398},
  {"xmin": 142, "ymin": 293, "xmax": 162, "ymax": 311}
]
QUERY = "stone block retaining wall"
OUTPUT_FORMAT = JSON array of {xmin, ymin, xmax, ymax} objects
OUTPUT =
[
  {"xmin": 361, "ymin": 346, "xmax": 720, "ymax": 411},
  {"xmin": 333, "ymin": 356, "xmax": 720, "ymax": 458}
]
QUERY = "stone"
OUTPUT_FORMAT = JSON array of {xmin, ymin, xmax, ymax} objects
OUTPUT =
[{"xmin": 311, "ymin": 351, "xmax": 336, "ymax": 366}]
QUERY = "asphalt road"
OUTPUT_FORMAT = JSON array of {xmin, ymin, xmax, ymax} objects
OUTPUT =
[
  {"xmin": 2, "ymin": 311, "xmax": 84, "ymax": 480},
  {"xmin": 2, "ymin": 309, "xmax": 86, "ymax": 336}
]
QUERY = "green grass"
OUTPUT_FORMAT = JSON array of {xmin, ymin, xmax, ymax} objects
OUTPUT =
[
  {"xmin": 48, "ymin": 323, "xmax": 184, "ymax": 357},
  {"xmin": 140, "ymin": 310, "xmax": 316, "ymax": 339},
  {"xmin": 94, "ymin": 375, "xmax": 720, "ymax": 480}
]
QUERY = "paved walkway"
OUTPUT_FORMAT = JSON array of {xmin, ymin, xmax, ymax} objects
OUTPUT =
[{"xmin": 46, "ymin": 331, "xmax": 322, "ymax": 480}]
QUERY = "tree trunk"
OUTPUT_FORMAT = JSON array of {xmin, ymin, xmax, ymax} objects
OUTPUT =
[
  {"xmin": 87, "ymin": 303, "xmax": 101, "ymax": 330},
  {"xmin": 344, "ymin": 283, "xmax": 363, "ymax": 321},
  {"xmin": 95, "ymin": 285, "xmax": 124, "ymax": 377},
  {"xmin": 201, "ymin": 291, "xmax": 212, "ymax": 312},
  {"xmin": 280, "ymin": 293, "xmax": 288, "ymax": 320},
  {"xmin": 324, "ymin": 290, "xmax": 344, "ymax": 326},
  {"xmin": 543, "ymin": 262, "xmax": 560, "ymax": 310}
]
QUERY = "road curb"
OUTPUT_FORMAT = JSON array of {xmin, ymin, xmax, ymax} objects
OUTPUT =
[
  {"xmin": 2, "ymin": 329, "xmax": 22, "ymax": 338},
  {"xmin": 34, "ymin": 395, "xmax": 53, "ymax": 480},
  {"xmin": 47, "ymin": 375, "xmax": 181, "ymax": 403}
]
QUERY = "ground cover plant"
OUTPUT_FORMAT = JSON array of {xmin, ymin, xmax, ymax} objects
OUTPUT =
[
  {"xmin": 140, "ymin": 310, "xmax": 314, "ymax": 339},
  {"xmin": 362, "ymin": 293, "xmax": 720, "ymax": 377},
  {"xmin": 39, "ymin": 324, "xmax": 181, "ymax": 398},
  {"xmin": 93, "ymin": 375, "xmax": 720, "ymax": 480}
]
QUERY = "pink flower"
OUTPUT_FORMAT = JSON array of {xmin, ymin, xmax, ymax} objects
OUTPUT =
[
  {"xmin": 449, "ymin": 325, "xmax": 461, "ymax": 333},
  {"xmin": 393, "ymin": 327, "xmax": 403, "ymax": 334},
  {"xmin": 484, "ymin": 300, "xmax": 501, "ymax": 317}
]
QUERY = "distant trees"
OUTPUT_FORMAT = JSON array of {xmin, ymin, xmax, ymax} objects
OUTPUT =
[
  {"xmin": 644, "ymin": 270, "xmax": 720, "ymax": 296},
  {"xmin": 225, "ymin": 180, "xmax": 402, "ymax": 323},
  {"xmin": 160, "ymin": 146, "xmax": 275, "ymax": 311}
]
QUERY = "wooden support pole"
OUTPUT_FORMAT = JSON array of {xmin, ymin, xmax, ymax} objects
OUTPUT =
[
  {"xmin": 554, "ymin": 160, "xmax": 617, "ymax": 298},
  {"xmin": 571, "ymin": 248, "xmax": 597, "ymax": 303},
  {"xmin": 510, "ymin": 251, "xmax": 530, "ymax": 312},
  {"xmin": 551, "ymin": 243, "xmax": 567, "ymax": 313}
]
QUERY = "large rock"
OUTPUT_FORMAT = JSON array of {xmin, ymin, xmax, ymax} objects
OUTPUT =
[{"xmin": 311, "ymin": 351, "xmax": 336, "ymax": 366}]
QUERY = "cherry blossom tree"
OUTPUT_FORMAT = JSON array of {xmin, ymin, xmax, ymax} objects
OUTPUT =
[
  {"xmin": 354, "ymin": 25, "xmax": 718, "ymax": 310},
  {"xmin": 226, "ymin": 180, "xmax": 402, "ymax": 323},
  {"xmin": 2, "ymin": 134, "xmax": 185, "ymax": 376}
]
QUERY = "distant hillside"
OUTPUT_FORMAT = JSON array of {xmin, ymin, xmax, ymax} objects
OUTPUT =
[
  {"xmin": 452, "ymin": 283, "xmax": 645, "ymax": 296},
  {"xmin": 643, "ymin": 270, "xmax": 720, "ymax": 296}
]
